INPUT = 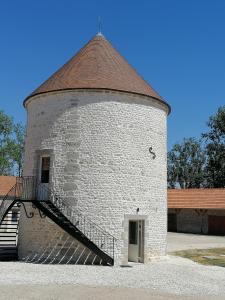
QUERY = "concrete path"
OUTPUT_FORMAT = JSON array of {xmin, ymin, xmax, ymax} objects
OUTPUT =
[{"xmin": 167, "ymin": 232, "xmax": 225, "ymax": 252}]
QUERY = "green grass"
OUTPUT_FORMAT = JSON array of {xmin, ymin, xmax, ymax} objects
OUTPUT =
[{"xmin": 170, "ymin": 248, "xmax": 225, "ymax": 268}]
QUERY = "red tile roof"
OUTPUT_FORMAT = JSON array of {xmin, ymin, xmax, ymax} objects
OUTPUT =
[
  {"xmin": 0, "ymin": 176, "xmax": 16, "ymax": 197},
  {"xmin": 168, "ymin": 189, "xmax": 225, "ymax": 209},
  {"xmin": 24, "ymin": 34, "xmax": 170, "ymax": 113}
]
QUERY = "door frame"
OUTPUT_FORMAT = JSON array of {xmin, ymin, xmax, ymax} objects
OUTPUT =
[
  {"xmin": 38, "ymin": 155, "xmax": 51, "ymax": 184},
  {"xmin": 128, "ymin": 219, "xmax": 145, "ymax": 263},
  {"xmin": 122, "ymin": 214, "xmax": 148, "ymax": 266},
  {"xmin": 35, "ymin": 149, "xmax": 53, "ymax": 185},
  {"xmin": 35, "ymin": 149, "xmax": 54, "ymax": 201}
]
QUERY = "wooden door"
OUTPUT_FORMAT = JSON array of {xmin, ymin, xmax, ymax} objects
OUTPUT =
[
  {"xmin": 208, "ymin": 215, "xmax": 225, "ymax": 235},
  {"xmin": 168, "ymin": 213, "xmax": 177, "ymax": 232}
]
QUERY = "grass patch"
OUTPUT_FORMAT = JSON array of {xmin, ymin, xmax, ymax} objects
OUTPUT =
[{"xmin": 170, "ymin": 248, "xmax": 225, "ymax": 268}]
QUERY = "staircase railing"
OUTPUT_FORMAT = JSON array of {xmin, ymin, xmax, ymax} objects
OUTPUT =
[
  {"xmin": 14, "ymin": 176, "xmax": 115, "ymax": 261},
  {"xmin": 0, "ymin": 182, "xmax": 19, "ymax": 224},
  {"xmin": 37, "ymin": 182, "xmax": 115, "ymax": 260},
  {"xmin": 0, "ymin": 176, "xmax": 116, "ymax": 264}
]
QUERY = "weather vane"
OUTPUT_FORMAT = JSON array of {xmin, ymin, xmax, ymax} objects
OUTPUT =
[{"xmin": 98, "ymin": 16, "xmax": 102, "ymax": 35}]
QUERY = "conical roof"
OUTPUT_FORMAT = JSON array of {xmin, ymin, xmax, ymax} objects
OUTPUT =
[{"xmin": 24, "ymin": 34, "xmax": 170, "ymax": 112}]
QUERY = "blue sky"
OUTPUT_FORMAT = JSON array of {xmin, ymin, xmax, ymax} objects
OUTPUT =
[{"xmin": 0, "ymin": 0, "xmax": 225, "ymax": 149}]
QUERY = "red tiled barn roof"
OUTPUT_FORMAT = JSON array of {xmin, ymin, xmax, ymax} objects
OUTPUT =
[
  {"xmin": 24, "ymin": 34, "xmax": 170, "ymax": 113},
  {"xmin": 168, "ymin": 189, "xmax": 225, "ymax": 209},
  {"xmin": 0, "ymin": 176, "xmax": 16, "ymax": 197}
]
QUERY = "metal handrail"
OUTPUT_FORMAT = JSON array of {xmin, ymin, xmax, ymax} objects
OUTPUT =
[
  {"xmin": 39, "ymin": 183, "xmax": 115, "ymax": 259},
  {"xmin": 20, "ymin": 176, "xmax": 116, "ymax": 260},
  {"xmin": 0, "ymin": 184, "xmax": 17, "ymax": 224}
]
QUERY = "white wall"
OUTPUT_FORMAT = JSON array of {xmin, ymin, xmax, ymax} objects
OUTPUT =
[{"xmin": 19, "ymin": 89, "xmax": 168, "ymax": 265}]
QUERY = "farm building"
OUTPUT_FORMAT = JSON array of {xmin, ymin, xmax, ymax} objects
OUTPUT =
[
  {"xmin": 0, "ymin": 33, "xmax": 170, "ymax": 265},
  {"xmin": 0, "ymin": 176, "xmax": 19, "ymax": 260},
  {"xmin": 168, "ymin": 189, "xmax": 225, "ymax": 235},
  {"xmin": 0, "ymin": 176, "xmax": 16, "ymax": 202}
]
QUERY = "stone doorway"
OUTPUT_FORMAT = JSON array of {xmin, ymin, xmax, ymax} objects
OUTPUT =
[{"xmin": 128, "ymin": 219, "xmax": 145, "ymax": 263}]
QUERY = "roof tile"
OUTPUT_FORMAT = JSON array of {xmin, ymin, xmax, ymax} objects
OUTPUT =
[
  {"xmin": 0, "ymin": 176, "xmax": 16, "ymax": 197},
  {"xmin": 24, "ymin": 34, "xmax": 170, "ymax": 113},
  {"xmin": 168, "ymin": 189, "xmax": 225, "ymax": 209}
]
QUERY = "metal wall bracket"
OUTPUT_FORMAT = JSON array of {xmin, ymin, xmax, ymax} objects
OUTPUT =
[
  {"xmin": 149, "ymin": 147, "xmax": 156, "ymax": 159},
  {"xmin": 38, "ymin": 208, "xmax": 46, "ymax": 219},
  {"xmin": 18, "ymin": 202, "xmax": 34, "ymax": 219}
]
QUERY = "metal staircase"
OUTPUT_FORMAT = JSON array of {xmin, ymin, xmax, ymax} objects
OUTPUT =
[
  {"xmin": 0, "ymin": 183, "xmax": 21, "ymax": 261},
  {"xmin": 0, "ymin": 177, "xmax": 115, "ymax": 265},
  {"xmin": 0, "ymin": 207, "xmax": 20, "ymax": 261}
]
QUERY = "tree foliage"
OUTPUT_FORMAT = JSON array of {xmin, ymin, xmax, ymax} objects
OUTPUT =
[
  {"xmin": 202, "ymin": 105, "xmax": 225, "ymax": 187},
  {"xmin": 168, "ymin": 105, "xmax": 225, "ymax": 189},
  {"xmin": 0, "ymin": 110, "xmax": 25, "ymax": 176},
  {"xmin": 0, "ymin": 111, "xmax": 14, "ymax": 175},
  {"xmin": 168, "ymin": 138, "xmax": 206, "ymax": 188}
]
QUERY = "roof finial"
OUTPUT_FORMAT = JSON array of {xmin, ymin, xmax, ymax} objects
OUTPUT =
[{"xmin": 97, "ymin": 16, "xmax": 103, "ymax": 36}]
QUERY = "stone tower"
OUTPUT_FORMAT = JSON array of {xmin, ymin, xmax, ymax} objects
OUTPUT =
[{"xmin": 19, "ymin": 34, "xmax": 170, "ymax": 265}]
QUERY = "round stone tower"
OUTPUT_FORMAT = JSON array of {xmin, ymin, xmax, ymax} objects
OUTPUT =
[{"xmin": 18, "ymin": 34, "xmax": 170, "ymax": 265}]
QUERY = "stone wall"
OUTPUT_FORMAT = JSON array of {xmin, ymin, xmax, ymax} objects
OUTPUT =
[
  {"xmin": 19, "ymin": 89, "xmax": 168, "ymax": 265},
  {"xmin": 18, "ymin": 203, "xmax": 97, "ymax": 264},
  {"xmin": 168, "ymin": 208, "xmax": 225, "ymax": 234}
]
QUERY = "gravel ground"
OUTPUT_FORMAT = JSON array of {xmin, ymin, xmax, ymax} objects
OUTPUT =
[
  {"xmin": 1, "ymin": 255, "xmax": 225, "ymax": 299},
  {"xmin": 1, "ymin": 285, "xmax": 225, "ymax": 300},
  {"xmin": 167, "ymin": 232, "xmax": 225, "ymax": 252}
]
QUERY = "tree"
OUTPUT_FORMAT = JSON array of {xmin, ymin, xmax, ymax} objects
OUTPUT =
[
  {"xmin": 202, "ymin": 105, "xmax": 225, "ymax": 187},
  {"xmin": 11, "ymin": 123, "xmax": 25, "ymax": 176},
  {"xmin": 0, "ymin": 110, "xmax": 25, "ymax": 176},
  {"xmin": 167, "ymin": 138, "xmax": 206, "ymax": 188},
  {"xmin": 0, "ymin": 111, "xmax": 14, "ymax": 175}
]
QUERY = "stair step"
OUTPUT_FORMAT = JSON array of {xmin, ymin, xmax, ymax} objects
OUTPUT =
[
  {"xmin": 0, "ymin": 225, "xmax": 18, "ymax": 227},
  {"xmin": 0, "ymin": 241, "xmax": 16, "ymax": 243},
  {"xmin": 51, "ymin": 211, "xmax": 63, "ymax": 216},
  {"xmin": 0, "ymin": 250, "xmax": 17, "ymax": 253},
  {"xmin": 0, "ymin": 230, "xmax": 18, "ymax": 232},
  {"xmin": 0, "ymin": 231, "xmax": 18, "ymax": 233},
  {"xmin": 50, "ymin": 210, "xmax": 62, "ymax": 216},
  {"xmin": 0, "ymin": 228, "xmax": 18, "ymax": 230},
  {"xmin": 0, "ymin": 234, "xmax": 17, "ymax": 237},
  {"xmin": 1, "ymin": 224, "xmax": 19, "ymax": 226},
  {"xmin": 2, "ymin": 221, "xmax": 19, "ymax": 223},
  {"xmin": 1, "ymin": 220, "xmax": 19, "ymax": 222},
  {"xmin": 0, "ymin": 244, "xmax": 17, "ymax": 251},
  {"xmin": 0, "ymin": 237, "xmax": 17, "ymax": 239}
]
